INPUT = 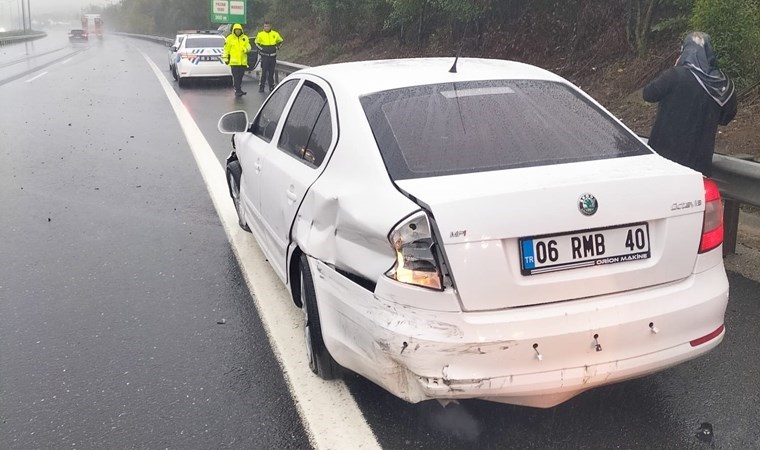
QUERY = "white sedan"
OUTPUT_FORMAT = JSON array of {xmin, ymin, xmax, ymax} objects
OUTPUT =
[{"xmin": 217, "ymin": 58, "xmax": 728, "ymax": 408}]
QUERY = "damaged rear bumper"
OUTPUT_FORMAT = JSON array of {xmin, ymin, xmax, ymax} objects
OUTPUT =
[{"xmin": 309, "ymin": 258, "xmax": 728, "ymax": 408}]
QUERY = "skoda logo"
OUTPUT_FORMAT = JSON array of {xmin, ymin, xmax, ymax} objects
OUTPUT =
[{"xmin": 578, "ymin": 193, "xmax": 598, "ymax": 216}]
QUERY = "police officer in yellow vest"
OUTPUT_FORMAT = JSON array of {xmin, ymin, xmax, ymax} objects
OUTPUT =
[
  {"xmin": 254, "ymin": 21, "xmax": 283, "ymax": 93},
  {"xmin": 222, "ymin": 24, "xmax": 251, "ymax": 97}
]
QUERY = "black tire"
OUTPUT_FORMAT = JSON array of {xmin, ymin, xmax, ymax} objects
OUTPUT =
[
  {"xmin": 177, "ymin": 75, "xmax": 187, "ymax": 87},
  {"xmin": 226, "ymin": 161, "xmax": 250, "ymax": 232},
  {"xmin": 171, "ymin": 66, "xmax": 178, "ymax": 81},
  {"xmin": 299, "ymin": 253, "xmax": 341, "ymax": 380},
  {"xmin": 227, "ymin": 76, "xmax": 234, "ymax": 87}
]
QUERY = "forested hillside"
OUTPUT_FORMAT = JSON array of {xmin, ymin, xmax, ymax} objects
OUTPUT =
[{"xmin": 98, "ymin": 0, "xmax": 760, "ymax": 156}]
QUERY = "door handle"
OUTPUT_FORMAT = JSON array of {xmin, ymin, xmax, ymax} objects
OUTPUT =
[
  {"xmin": 286, "ymin": 187, "xmax": 297, "ymax": 203},
  {"xmin": 254, "ymin": 159, "xmax": 262, "ymax": 173}
]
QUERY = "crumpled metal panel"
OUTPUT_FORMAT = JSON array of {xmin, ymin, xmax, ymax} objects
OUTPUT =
[{"xmin": 290, "ymin": 104, "xmax": 419, "ymax": 284}]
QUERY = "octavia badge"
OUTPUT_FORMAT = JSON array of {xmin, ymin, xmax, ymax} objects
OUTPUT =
[{"xmin": 578, "ymin": 193, "xmax": 598, "ymax": 216}]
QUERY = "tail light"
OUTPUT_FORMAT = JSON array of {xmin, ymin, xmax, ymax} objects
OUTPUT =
[
  {"xmin": 386, "ymin": 211, "xmax": 443, "ymax": 290},
  {"xmin": 699, "ymin": 178, "xmax": 723, "ymax": 253}
]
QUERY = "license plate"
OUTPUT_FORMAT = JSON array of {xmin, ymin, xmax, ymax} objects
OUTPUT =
[
  {"xmin": 200, "ymin": 56, "xmax": 217, "ymax": 61},
  {"xmin": 520, "ymin": 223, "xmax": 651, "ymax": 275}
]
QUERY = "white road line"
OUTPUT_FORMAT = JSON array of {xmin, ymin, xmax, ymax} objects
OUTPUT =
[
  {"xmin": 24, "ymin": 71, "xmax": 48, "ymax": 83},
  {"xmin": 61, "ymin": 58, "xmax": 73, "ymax": 64},
  {"xmin": 138, "ymin": 49, "xmax": 381, "ymax": 450}
]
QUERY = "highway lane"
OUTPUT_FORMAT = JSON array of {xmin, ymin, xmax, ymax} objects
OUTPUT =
[
  {"xmin": 0, "ymin": 33, "xmax": 307, "ymax": 448},
  {"xmin": 0, "ymin": 28, "xmax": 92, "ymax": 87},
  {"xmin": 1, "ymin": 33, "xmax": 758, "ymax": 449}
]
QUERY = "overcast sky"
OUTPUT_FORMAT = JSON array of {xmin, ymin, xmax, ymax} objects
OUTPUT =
[{"xmin": 3, "ymin": 0, "xmax": 110, "ymax": 16}]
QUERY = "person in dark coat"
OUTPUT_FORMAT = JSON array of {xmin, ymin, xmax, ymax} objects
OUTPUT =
[{"xmin": 643, "ymin": 32, "xmax": 737, "ymax": 176}]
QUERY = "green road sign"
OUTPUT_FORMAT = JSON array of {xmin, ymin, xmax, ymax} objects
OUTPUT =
[{"xmin": 211, "ymin": 0, "xmax": 247, "ymax": 24}]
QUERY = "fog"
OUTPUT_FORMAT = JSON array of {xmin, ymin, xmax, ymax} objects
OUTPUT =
[
  {"xmin": 0, "ymin": 0, "xmax": 110, "ymax": 30},
  {"xmin": 6, "ymin": 0, "xmax": 110, "ymax": 16}
]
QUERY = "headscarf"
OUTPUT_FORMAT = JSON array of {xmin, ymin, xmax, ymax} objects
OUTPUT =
[{"xmin": 676, "ymin": 32, "xmax": 734, "ymax": 106}]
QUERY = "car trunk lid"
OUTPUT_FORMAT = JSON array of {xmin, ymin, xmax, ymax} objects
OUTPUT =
[{"xmin": 395, "ymin": 155, "xmax": 705, "ymax": 311}]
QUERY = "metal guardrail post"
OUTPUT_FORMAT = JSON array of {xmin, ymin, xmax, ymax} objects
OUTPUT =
[{"xmin": 723, "ymin": 200, "xmax": 741, "ymax": 256}]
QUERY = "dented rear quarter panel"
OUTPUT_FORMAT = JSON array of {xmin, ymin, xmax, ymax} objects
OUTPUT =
[{"xmin": 291, "ymin": 87, "xmax": 420, "ymax": 283}]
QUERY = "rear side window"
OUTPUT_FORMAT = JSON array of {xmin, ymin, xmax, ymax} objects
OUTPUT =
[
  {"xmin": 360, "ymin": 80, "xmax": 651, "ymax": 180},
  {"xmin": 278, "ymin": 81, "xmax": 333, "ymax": 167},
  {"xmin": 306, "ymin": 107, "xmax": 333, "ymax": 167},
  {"xmin": 251, "ymin": 80, "xmax": 298, "ymax": 142},
  {"xmin": 185, "ymin": 37, "xmax": 224, "ymax": 48}
]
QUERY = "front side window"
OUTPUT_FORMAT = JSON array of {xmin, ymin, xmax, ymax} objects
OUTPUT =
[
  {"xmin": 251, "ymin": 80, "xmax": 298, "ymax": 142},
  {"xmin": 361, "ymin": 80, "xmax": 651, "ymax": 180}
]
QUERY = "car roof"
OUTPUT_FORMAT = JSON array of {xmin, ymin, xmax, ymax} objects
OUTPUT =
[{"xmin": 301, "ymin": 58, "xmax": 567, "ymax": 97}]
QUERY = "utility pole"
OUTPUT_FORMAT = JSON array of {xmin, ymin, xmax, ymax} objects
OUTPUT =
[{"xmin": 20, "ymin": 0, "xmax": 25, "ymax": 32}]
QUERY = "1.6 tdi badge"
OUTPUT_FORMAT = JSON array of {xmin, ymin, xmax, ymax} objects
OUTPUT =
[{"xmin": 578, "ymin": 193, "xmax": 598, "ymax": 216}]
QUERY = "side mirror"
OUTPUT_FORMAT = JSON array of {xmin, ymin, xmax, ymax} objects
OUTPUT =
[
  {"xmin": 218, "ymin": 111, "xmax": 249, "ymax": 134},
  {"xmin": 170, "ymin": 45, "xmax": 177, "ymax": 51}
]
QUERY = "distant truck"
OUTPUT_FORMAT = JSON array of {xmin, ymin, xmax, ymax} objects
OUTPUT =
[{"xmin": 81, "ymin": 14, "xmax": 103, "ymax": 39}]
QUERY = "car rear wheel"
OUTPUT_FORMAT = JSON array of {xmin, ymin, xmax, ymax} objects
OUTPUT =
[
  {"xmin": 299, "ymin": 253, "xmax": 341, "ymax": 380},
  {"xmin": 226, "ymin": 161, "xmax": 250, "ymax": 232},
  {"xmin": 177, "ymin": 75, "xmax": 187, "ymax": 87},
  {"xmin": 171, "ymin": 66, "xmax": 178, "ymax": 81}
]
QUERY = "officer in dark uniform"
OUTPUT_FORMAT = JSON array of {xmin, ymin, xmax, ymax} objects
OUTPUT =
[{"xmin": 254, "ymin": 21, "xmax": 284, "ymax": 93}]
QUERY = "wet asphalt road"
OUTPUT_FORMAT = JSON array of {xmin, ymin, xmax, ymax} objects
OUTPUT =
[
  {"xmin": 0, "ymin": 31, "xmax": 306, "ymax": 449},
  {"xmin": 1, "ymin": 31, "xmax": 759, "ymax": 449}
]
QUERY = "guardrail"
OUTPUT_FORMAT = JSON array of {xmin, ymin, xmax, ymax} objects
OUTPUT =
[
  {"xmin": 0, "ymin": 32, "xmax": 47, "ymax": 46},
  {"xmin": 711, "ymin": 154, "xmax": 760, "ymax": 255},
  {"xmin": 117, "ymin": 31, "xmax": 760, "ymax": 256},
  {"xmin": 116, "ymin": 32, "xmax": 172, "ymax": 45}
]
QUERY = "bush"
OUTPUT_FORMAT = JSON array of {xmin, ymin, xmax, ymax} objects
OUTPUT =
[{"xmin": 690, "ymin": 0, "xmax": 760, "ymax": 86}]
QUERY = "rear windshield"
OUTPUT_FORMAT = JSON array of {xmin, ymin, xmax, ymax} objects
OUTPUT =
[
  {"xmin": 185, "ymin": 37, "xmax": 224, "ymax": 48},
  {"xmin": 360, "ymin": 80, "xmax": 651, "ymax": 180}
]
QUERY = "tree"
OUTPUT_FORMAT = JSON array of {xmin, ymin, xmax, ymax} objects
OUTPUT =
[
  {"xmin": 691, "ymin": 0, "xmax": 760, "ymax": 85},
  {"xmin": 625, "ymin": 0, "xmax": 691, "ymax": 56}
]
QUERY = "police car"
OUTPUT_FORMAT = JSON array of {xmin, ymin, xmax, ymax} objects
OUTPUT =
[{"xmin": 169, "ymin": 31, "xmax": 231, "ymax": 87}]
